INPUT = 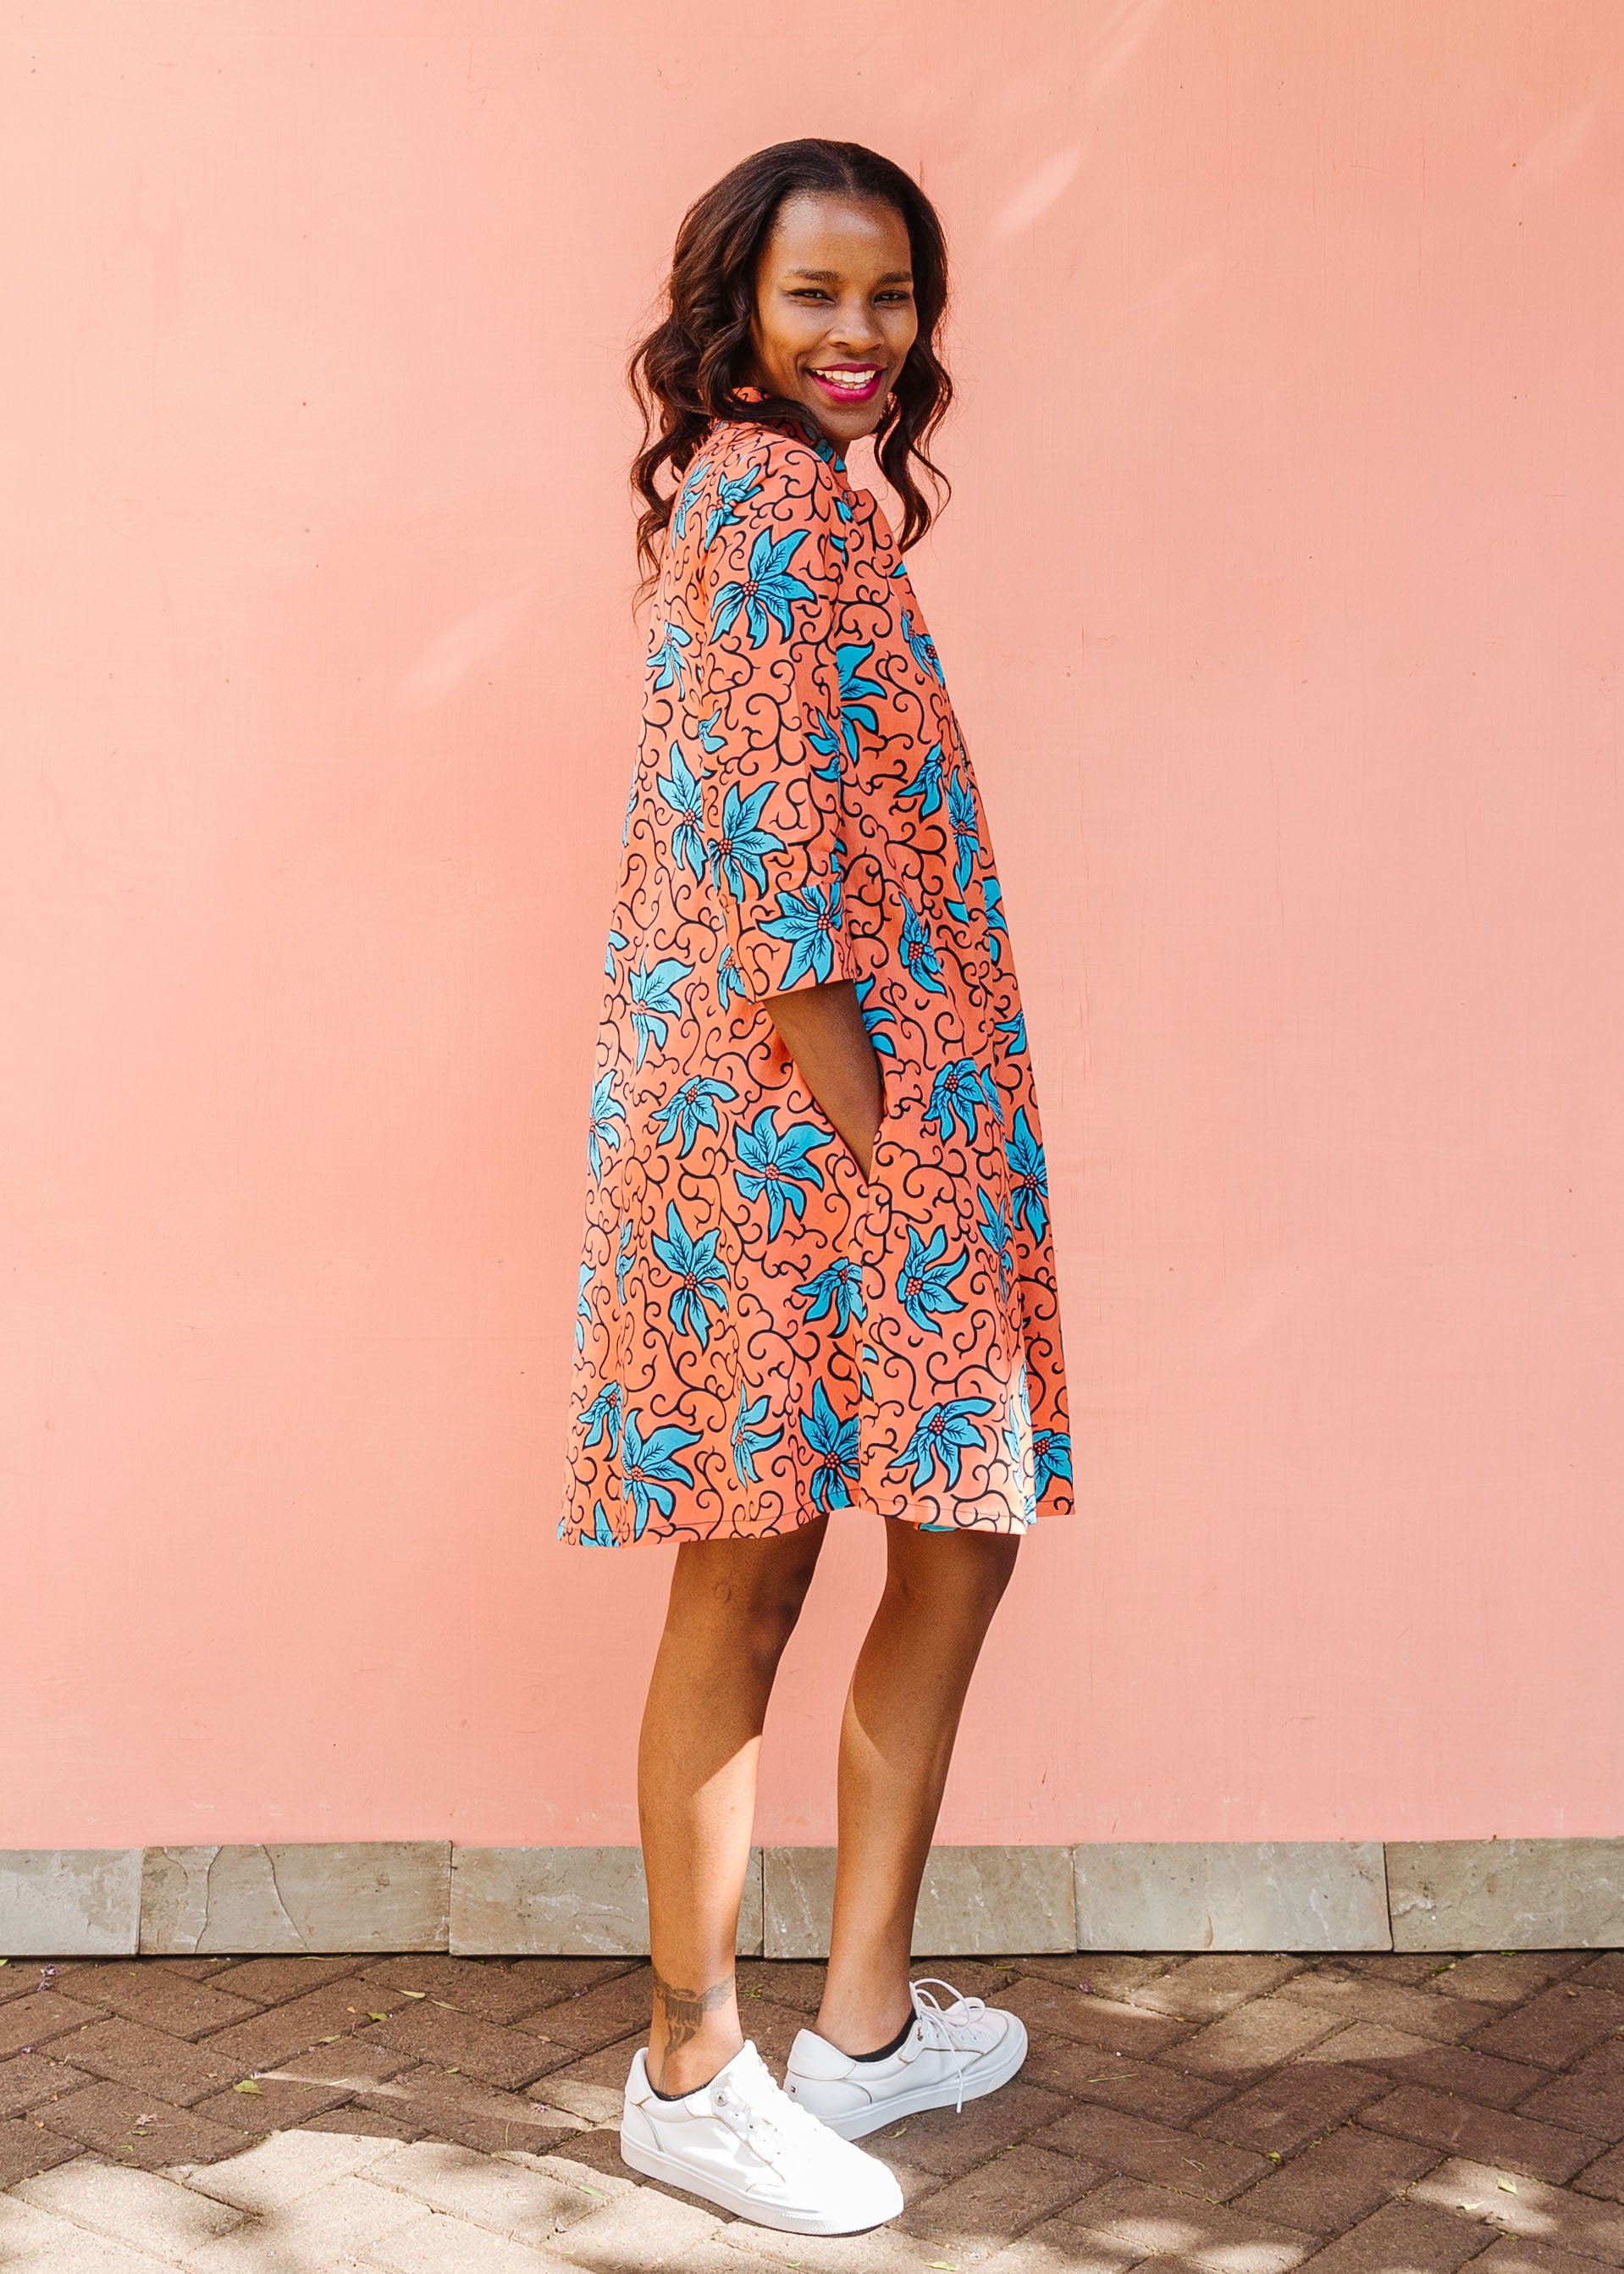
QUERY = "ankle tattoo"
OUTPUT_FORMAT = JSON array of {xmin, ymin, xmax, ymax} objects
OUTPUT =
[{"xmin": 652, "ymin": 1966, "xmax": 733, "ymax": 2058}]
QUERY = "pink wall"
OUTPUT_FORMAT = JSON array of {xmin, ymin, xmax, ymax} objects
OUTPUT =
[{"xmin": 5, "ymin": 1, "xmax": 1621, "ymax": 1851}]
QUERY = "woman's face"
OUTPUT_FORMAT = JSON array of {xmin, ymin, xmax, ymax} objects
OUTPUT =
[{"xmin": 749, "ymin": 191, "xmax": 919, "ymax": 447}]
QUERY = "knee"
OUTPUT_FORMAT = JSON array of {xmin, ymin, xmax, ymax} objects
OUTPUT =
[{"xmin": 668, "ymin": 1532, "xmax": 823, "ymax": 1671}]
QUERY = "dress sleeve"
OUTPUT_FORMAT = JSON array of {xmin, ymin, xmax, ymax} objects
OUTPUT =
[{"xmin": 694, "ymin": 440, "xmax": 853, "ymax": 1002}]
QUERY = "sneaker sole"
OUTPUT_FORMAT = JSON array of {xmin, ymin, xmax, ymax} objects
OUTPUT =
[
  {"xmin": 798, "ymin": 2016, "xmax": 1030, "ymax": 2141},
  {"xmin": 617, "ymin": 2125, "xmax": 903, "ymax": 2235}
]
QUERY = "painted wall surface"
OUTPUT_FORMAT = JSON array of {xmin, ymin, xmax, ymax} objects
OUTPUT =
[{"xmin": 5, "ymin": 1, "xmax": 1621, "ymax": 1851}]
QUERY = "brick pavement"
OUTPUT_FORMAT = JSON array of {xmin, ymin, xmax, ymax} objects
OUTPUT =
[{"xmin": 0, "ymin": 1947, "xmax": 1618, "ymax": 2270}]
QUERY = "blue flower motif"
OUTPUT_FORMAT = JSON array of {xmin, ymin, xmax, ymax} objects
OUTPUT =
[
  {"xmin": 627, "ymin": 954, "xmax": 689, "ymax": 1068},
  {"xmin": 697, "ymin": 708, "xmax": 725, "ymax": 753},
  {"xmin": 976, "ymin": 1184, "xmax": 1014, "ymax": 1295},
  {"xmin": 947, "ymin": 768, "xmax": 981, "ymax": 899},
  {"xmin": 982, "ymin": 874, "xmax": 1008, "ymax": 965},
  {"xmin": 896, "ymin": 739, "xmax": 946, "ymax": 818},
  {"xmin": 580, "ymin": 1499, "xmax": 618, "ymax": 1546},
  {"xmin": 652, "ymin": 1074, "xmax": 737, "ymax": 1156},
  {"xmin": 890, "ymin": 1396, "xmax": 993, "ymax": 1490},
  {"xmin": 709, "ymin": 781, "xmax": 785, "ymax": 901},
  {"xmin": 898, "ymin": 890, "xmax": 946, "ymax": 996},
  {"xmin": 1006, "ymin": 1106, "xmax": 1049, "ymax": 1238},
  {"xmin": 581, "ymin": 1380, "xmax": 622, "ymax": 1454},
  {"xmin": 617, "ymin": 1406, "xmax": 700, "ymax": 1535},
  {"xmin": 587, "ymin": 1071, "xmax": 625, "ymax": 1180},
  {"xmin": 796, "ymin": 1255, "xmax": 866, "ymax": 1334},
  {"xmin": 712, "ymin": 527, "xmax": 815, "ymax": 647},
  {"xmin": 831, "ymin": 643, "xmax": 885, "ymax": 764},
  {"xmin": 996, "ymin": 1007, "xmax": 1027, "ymax": 1056},
  {"xmin": 853, "ymin": 975, "xmax": 896, "ymax": 1057},
  {"xmin": 704, "ymin": 466, "xmax": 762, "ymax": 551},
  {"xmin": 925, "ymin": 1059, "xmax": 987, "ymax": 1143},
  {"xmin": 614, "ymin": 1220, "xmax": 634, "ymax": 1303},
  {"xmin": 671, "ymin": 456, "xmax": 711, "ymax": 541},
  {"xmin": 650, "ymin": 1201, "xmax": 729, "ymax": 1348},
  {"xmin": 605, "ymin": 927, "xmax": 627, "ymax": 982},
  {"xmin": 732, "ymin": 1386, "xmax": 782, "ymax": 1484},
  {"xmin": 575, "ymin": 1260, "xmax": 592, "ymax": 1350},
  {"xmin": 1033, "ymin": 1427, "xmax": 1072, "ymax": 1501},
  {"xmin": 716, "ymin": 941, "xmax": 747, "ymax": 1009},
  {"xmin": 900, "ymin": 607, "xmax": 944, "ymax": 685},
  {"xmin": 760, "ymin": 865, "xmax": 842, "ymax": 988},
  {"xmin": 656, "ymin": 741, "xmax": 706, "ymax": 878},
  {"xmin": 800, "ymin": 1380, "xmax": 859, "ymax": 1509},
  {"xmin": 897, "ymin": 1224, "xmax": 969, "ymax": 1334},
  {"xmin": 648, "ymin": 619, "xmax": 692, "ymax": 694},
  {"xmin": 732, "ymin": 1107, "xmax": 832, "ymax": 1240}
]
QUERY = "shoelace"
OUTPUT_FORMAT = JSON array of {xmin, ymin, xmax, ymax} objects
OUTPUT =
[
  {"xmin": 713, "ymin": 2065, "xmax": 841, "ymax": 2177},
  {"xmin": 908, "ymin": 1976, "xmax": 991, "ymax": 2114}
]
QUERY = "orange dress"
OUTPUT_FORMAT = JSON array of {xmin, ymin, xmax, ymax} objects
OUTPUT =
[{"xmin": 561, "ymin": 413, "xmax": 1070, "ymax": 1544}]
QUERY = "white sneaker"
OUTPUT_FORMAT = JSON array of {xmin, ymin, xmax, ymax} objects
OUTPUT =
[
  {"xmin": 783, "ymin": 1975, "xmax": 1030, "ymax": 2140},
  {"xmin": 619, "ymin": 2038, "xmax": 904, "ymax": 2233}
]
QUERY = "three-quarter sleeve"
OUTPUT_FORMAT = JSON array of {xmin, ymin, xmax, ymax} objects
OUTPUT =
[{"xmin": 695, "ymin": 440, "xmax": 853, "ymax": 1002}]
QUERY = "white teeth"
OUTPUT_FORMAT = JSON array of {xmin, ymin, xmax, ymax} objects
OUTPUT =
[{"xmin": 815, "ymin": 368, "xmax": 879, "ymax": 390}]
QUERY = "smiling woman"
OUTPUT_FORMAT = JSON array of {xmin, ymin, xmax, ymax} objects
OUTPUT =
[{"xmin": 560, "ymin": 139, "xmax": 1070, "ymax": 2238}]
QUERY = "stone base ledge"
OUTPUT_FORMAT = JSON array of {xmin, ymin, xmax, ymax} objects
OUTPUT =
[{"xmin": 2, "ymin": 1840, "xmax": 1620, "ymax": 1957}]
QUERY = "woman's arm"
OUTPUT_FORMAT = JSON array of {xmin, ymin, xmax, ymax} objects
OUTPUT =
[{"xmin": 765, "ymin": 981, "xmax": 885, "ymax": 1180}]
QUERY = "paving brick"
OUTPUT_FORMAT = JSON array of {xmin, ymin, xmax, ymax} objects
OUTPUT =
[
  {"xmin": 868, "ymin": 2077, "xmax": 1070, "ymax": 2177},
  {"xmin": 361, "ymin": 1955, "xmax": 630, "ymax": 2026},
  {"xmin": 1034, "ymin": 2099, "xmax": 1271, "ymax": 2201},
  {"xmin": 207, "ymin": 1954, "xmax": 365, "ymax": 2002},
  {"xmin": 1130, "ymin": 1958, "xmax": 1308, "ymax": 2022},
  {"xmin": 363, "ymin": 2205, "xmax": 577, "ymax": 2271},
  {"xmin": 900, "ymin": 2138, "xmax": 1096, "ymax": 2249},
  {"xmin": 733, "ymin": 1958, "xmax": 830, "ymax": 2011},
  {"xmin": 1023, "ymin": 2035, "xmax": 1233, "ymax": 2124},
  {"xmin": 65, "ymin": 2016, "xmax": 248, "ymax": 2106},
  {"xmin": 37, "ymin": 1962, "xmax": 260, "ymax": 2039},
  {"xmin": 1193, "ymin": 2058, "xmax": 1385, "ymax": 2155},
  {"xmin": 1576, "ymin": 2143, "xmax": 1624, "ymax": 2202},
  {"xmin": 548, "ymin": 2183, "xmax": 726, "ymax": 2269},
  {"xmin": 1472, "ymin": 1988, "xmax": 1624, "ymax": 2072},
  {"xmin": 360, "ymin": 2136, "xmax": 606, "ymax": 2244},
  {"xmin": 185, "ymin": 2172, "xmax": 428, "ymax": 2270},
  {"xmin": 981, "ymin": 2213, "xmax": 1143, "ymax": 2274},
  {"xmin": 0, "ymin": 1989, "xmax": 108, "ymax": 2058},
  {"xmin": 513, "ymin": 1967, "xmax": 655, "ymax": 2055},
  {"xmin": 1334, "ymin": 1956, "xmax": 1467, "ymax": 1988},
  {"xmin": 1293, "ymin": 2024, "xmax": 1549, "ymax": 2111},
  {"xmin": 1521, "ymin": 2043, "xmax": 1624, "ymax": 2141},
  {"xmin": 1174, "ymin": 1997, "xmax": 1345, "ymax": 2082},
  {"xmin": 175, "ymin": 2124, "xmax": 409, "ymax": 2210},
  {"xmin": 1279, "ymin": 1971, "xmax": 1500, "ymax": 2045},
  {"xmin": 0, "ymin": 2051, "xmax": 91, "ymax": 2117},
  {"xmin": 0, "ymin": 2116, "xmax": 81, "ymax": 2187},
  {"xmin": 1573, "ymin": 1960, "xmax": 1624, "ymax": 1997},
  {"xmin": 529, "ymin": 2034, "xmax": 644, "ymax": 2127},
  {"xmin": 0, "ymin": 1961, "xmax": 54, "ymax": 2005},
  {"xmin": 0, "ymin": 2193, "xmax": 180, "ymax": 2272},
  {"xmin": 16, "ymin": 2156, "xmax": 244, "ymax": 2251},
  {"xmin": 1360, "ymin": 2084, "xmax": 1602, "ymax": 2184},
  {"xmin": 1411, "ymin": 2156, "xmax": 1624, "ymax": 2263},
  {"xmin": 1056, "ymin": 2172, "xmax": 1317, "ymax": 2271},
  {"xmin": 1290, "ymin": 2199, "xmax": 1497, "ymax": 2274},
  {"xmin": 356, "ymin": 2064, "xmax": 588, "ymax": 2157},
  {"xmin": 302, "ymin": 2102, "xmax": 425, "ymax": 2141},
  {"xmin": 359, "ymin": 1999, "xmax": 566, "ymax": 2089},
  {"xmin": 197, "ymin": 1978, "xmax": 417, "ymax": 2073},
  {"xmin": 39, "ymin": 2078, "xmax": 245, "ymax": 2168},
  {"xmin": 1003, "ymin": 1978, "xmax": 1192, "ymax": 2058},
  {"xmin": 1016, "ymin": 1954, "xmax": 1181, "ymax": 2000},
  {"xmin": 1428, "ymin": 1957, "xmax": 1589, "ymax": 2006},
  {"xmin": 1227, "ymin": 2122, "xmax": 1440, "ymax": 2232},
  {"xmin": 1471, "ymin": 2238, "xmax": 1624, "ymax": 2274},
  {"xmin": 191, "ymin": 2068, "xmax": 362, "ymax": 2134}
]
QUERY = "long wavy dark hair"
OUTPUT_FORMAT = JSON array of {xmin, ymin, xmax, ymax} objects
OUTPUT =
[{"xmin": 629, "ymin": 139, "xmax": 953, "ymax": 590}]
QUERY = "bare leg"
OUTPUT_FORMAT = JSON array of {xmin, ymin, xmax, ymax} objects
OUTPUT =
[
  {"xmin": 638, "ymin": 1518, "xmax": 828, "ymax": 2094},
  {"xmin": 815, "ymin": 1523, "xmax": 1021, "ymax": 2054}
]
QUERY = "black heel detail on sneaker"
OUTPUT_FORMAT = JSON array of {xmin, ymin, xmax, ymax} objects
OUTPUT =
[{"xmin": 851, "ymin": 2011, "xmax": 917, "ymax": 2063}]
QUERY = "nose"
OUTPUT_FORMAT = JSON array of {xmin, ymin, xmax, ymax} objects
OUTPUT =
[{"xmin": 826, "ymin": 294, "xmax": 883, "ymax": 356}]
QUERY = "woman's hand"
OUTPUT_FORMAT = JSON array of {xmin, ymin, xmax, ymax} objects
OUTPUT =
[{"xmin": 764, "ymin": 979, "xmax": 885, "ymax": 1180}]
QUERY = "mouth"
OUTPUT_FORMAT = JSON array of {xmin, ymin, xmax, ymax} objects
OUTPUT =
[{"xmin": 807, "ymin": 363, "xmax": 885, "ymax": 407}]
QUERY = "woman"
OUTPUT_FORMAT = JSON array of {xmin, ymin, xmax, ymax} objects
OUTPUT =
[{"xmin": 561, "ymin": 138, "xmax": 1072, "ymax": 2236}]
